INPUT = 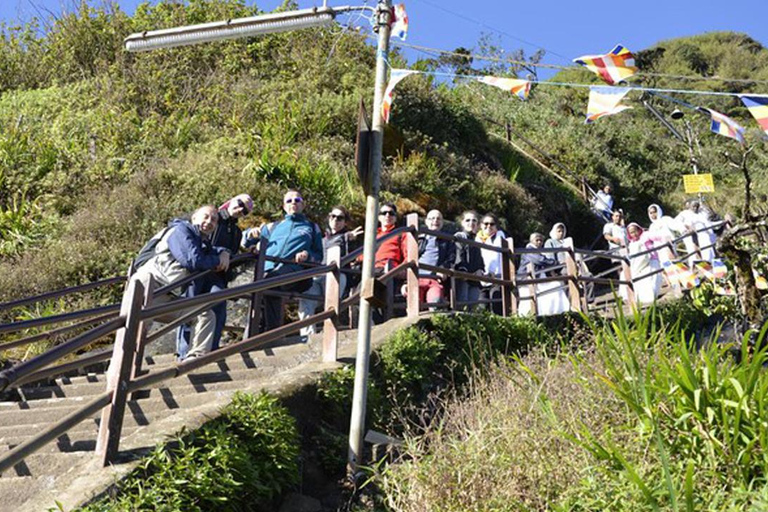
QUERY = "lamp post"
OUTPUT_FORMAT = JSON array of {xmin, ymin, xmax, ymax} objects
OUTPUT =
[{"xmin": 124, "ymin": 0, "xmax": 393, "ymax": 480}]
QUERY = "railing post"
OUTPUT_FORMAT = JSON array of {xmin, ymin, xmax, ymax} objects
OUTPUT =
[
  {"xmin": 322, "ymin": 245, "xmax": 341, "ymax": 363},
  {"xmin": 405, "ymin": 214, "xmax": 420, "ymax": 319},
  {"xmin": 96, "ymin": 278, "xmax": 145, "ymax": 466},
  {"xmin": 501, "ymin": 238, "xmax": 517, "ymax": 316},
  {"xmin": 130, "ymin": 275, "xmax": 154, "ymax": 382},
  {"xmin": 244, "ymin": 237, "xmax": 268, "ymax": 339},
  {"xmin": 527, "ymin": 262, "xmax": 539, "ymax": 316},
  {"xmin": 577, "ymin": 254, "xmax": 590, "ymax": 313},
  {"xmin": 620, "ymin": 249, "xmax": 636, "ymax": 307},
  {"xmin": 563, "ymin": 239, "xmax": 582, "ymax": 313}
]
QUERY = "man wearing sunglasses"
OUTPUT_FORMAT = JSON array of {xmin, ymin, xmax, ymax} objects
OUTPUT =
[
  {"xmin": 177, "ymin": 194, "xmax": 253, "ymax": 361},
  {"xmin": 244, "ymin": 189, "xmax": 323, "ymax": 332}
]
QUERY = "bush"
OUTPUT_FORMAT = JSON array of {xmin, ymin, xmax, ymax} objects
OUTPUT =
[
  {"xmin": 78, "ymin": 391, "xmax": 300, "ymax": 512},
  {"xmin": 380, "ymin": 307, "xmax": 768, "ymax": 511}
]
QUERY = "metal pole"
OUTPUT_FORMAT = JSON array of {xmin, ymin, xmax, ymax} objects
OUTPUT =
[{"xmin": 347, "ymin": 0, "xmax": 391, "ymax": 479}]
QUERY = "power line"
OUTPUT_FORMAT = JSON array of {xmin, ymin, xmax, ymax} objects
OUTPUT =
[
  {"xmin": 407, "ymin": 0, "xmax": 572, "ymax": 63},
  {"xmin": 388, "ymin": 40, "xmax": 768, "ymax": 86},
  {"xmin": 384, "ymin": 63, "xmax": 768, "ymax": 101}
]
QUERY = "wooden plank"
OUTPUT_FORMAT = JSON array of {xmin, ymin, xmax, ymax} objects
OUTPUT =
[{"xmin": 323, "ymin": 245, "xmax": 341, "ymax": 363}]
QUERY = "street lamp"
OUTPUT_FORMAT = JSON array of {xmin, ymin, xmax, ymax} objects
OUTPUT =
[
  {"xmin": 124, "ymin": 6, "xmax": 343, "ymax": 52},
  {"xmin": 124, "ymin": 0, "xmax": 392, "ymax": 480}
]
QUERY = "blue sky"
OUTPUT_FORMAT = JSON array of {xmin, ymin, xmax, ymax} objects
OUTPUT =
[{"xmin": 1, "ymin": 0, "xmax": 766, "ymax": 72}]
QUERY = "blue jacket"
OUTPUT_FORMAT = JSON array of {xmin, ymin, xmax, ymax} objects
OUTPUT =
[
  {"xmin": 167, "ymin": 219, "xmax": 224, "ymax": 272},
  {"xmin": 257, "ymin": 214, "xmax": 323, "ymax": 273}
]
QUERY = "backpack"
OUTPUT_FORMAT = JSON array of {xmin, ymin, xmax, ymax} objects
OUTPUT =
[{"xmin": 131, "ymin": 226, "xmax": 172, "ymax": 273}]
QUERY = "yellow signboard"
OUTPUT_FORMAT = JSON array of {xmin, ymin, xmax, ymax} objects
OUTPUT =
[{"xmin": 683, "ymin": 173, "xmax": 715, "ymax": 194}]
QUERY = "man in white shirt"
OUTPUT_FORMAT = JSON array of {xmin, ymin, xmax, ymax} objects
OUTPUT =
[{"xmin": 603, "ymin": 210, "xmax": 627, "ymax": 251}]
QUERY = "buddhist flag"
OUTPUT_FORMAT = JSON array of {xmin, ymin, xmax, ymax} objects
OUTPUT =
[
  {"xmin": 382, "ymin": 69, "xmax": 416, "ymax": 123},
  {"xmin": 740, "ymin": 95, "xmax": 768, "ymax": 137},
  {"xmin": 478, "ymin": 76, "xmax": 531, "ymax": 100},
  {"xmin": 573, "ymin": 45, "xmax": 638, "ymax": 85},
  {"xmin": 694, "ymin": 260, "xmax": 727, "ymax": 281},
  {"xmin": 391, "ymin": 4, "xmax": 409, "ymax": 41},
  {"xmin": 663, "ymin": 260, "xmax": 699, "ymax": 289},
  {"xmin": 585, "ymin": 86, "xmax": 632, "ymax": 123},
  {"xmin": 755, "ymin": 270, "xmax": 768, "ymax": 290},
  {"xmin": 701, "ymin": 108, "xmax": 745, "ymax": 144}
]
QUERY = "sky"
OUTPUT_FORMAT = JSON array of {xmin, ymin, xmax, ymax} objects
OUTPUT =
[{"xmin": 0, "ymin": 0, "xmax": 767, "ymax": 75}]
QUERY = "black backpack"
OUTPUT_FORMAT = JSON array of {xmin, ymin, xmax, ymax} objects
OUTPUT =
[{"xmin": 131, "ymin": 226, "xmax": 172, "ymax": 273}]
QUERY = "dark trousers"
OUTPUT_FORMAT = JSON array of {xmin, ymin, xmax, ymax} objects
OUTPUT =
[
  {"xmin": 263, "ymin": 266, "xmax": 313, "ymax": 332},
  {"xmin": 479, "ymin": 284, "xmax": 503, "ymax": 315}
]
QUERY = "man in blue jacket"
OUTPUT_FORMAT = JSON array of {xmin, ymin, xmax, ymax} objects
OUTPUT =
[
  {"xmin": 131, "ymin": 205, "xmax": 229, "ymax": 359},
  {"xmin": 176, "ymin": 194, "xmax": 253, "ymax": 360},
  {"xmin": 244, "ymin": 189, "xmax": 323, "ymax": 332}
]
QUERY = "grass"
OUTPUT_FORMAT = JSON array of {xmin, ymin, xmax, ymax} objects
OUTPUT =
[{"xmin": 380, "ymin": 306, "xmax": 768, "ymax": 511}]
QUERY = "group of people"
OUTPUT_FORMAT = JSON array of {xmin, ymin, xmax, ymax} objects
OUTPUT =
[
  {"xmin": 601, "ymin": 198, "xmax": 720, "ymax": 304},
  {"xmin": 127, "ymin": 184, "xmax": 722, "ymax": 363}
]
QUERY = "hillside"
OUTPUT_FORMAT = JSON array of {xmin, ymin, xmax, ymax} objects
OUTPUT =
[{"xmin": 0, "ymin": 0, "xmax": 766, "ymax": 307}]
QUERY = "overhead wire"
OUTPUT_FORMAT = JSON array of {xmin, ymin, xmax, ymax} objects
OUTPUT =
[
  {"xmin": 387, "ymin": 40, "xmax": 768, "ymax": 86},
  {"xmin": 393, "ymin": 65, "xmax": 768, "ymax": 99}
]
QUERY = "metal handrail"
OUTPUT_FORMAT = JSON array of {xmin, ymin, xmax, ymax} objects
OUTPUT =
[
  {"xmin": 0, "ymin": 316, "xmax": 125, "ymax": 392},
  {"xmin": 0, "ymin": 304, "xmax": 121, "ymax": 336},
  {"xmin": 0, "ymin": 391, "xmax": 113, "ymax": 475},
  {"xmin": 140, "ymin": 264, "xmax": 334, "ymax": 322},
  {"xmin": 0, "ymin": 277, "xmax": 126, "ymax": 313},
  {"xmin": 14, "ymin": 349, "xmax": 113, "ymax": 387},
  {"xmin": 0, "ymin": 311, "xmax": 118, "ymax": 353}
]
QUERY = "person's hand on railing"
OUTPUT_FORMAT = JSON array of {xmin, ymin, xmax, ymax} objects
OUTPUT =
[
  {"xmin": 216, "ymin": 251, "xmax": 231, "ymax": 272},
  {"xmin": 295, "ymin": 250, "xmax": 309, "ymax": 263}
]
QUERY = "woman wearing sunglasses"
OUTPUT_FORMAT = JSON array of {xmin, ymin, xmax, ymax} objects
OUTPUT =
[{"xmin": 475, "ymin": 213, "xmax": 507, "ymax": 314}]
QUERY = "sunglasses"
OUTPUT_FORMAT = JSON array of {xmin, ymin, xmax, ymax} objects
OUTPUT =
[
  {"xmin": 329, "ymin": 213, "xmax": 346, "ymax": 220},
  {"xmin": 464, "ymin": 218, "xmax": 478, "ymax": 223},
  {"xmin": 236, "ymin": 199, "xmax": 250, "ymax": 214},
  {"xmin": 285, "ymin": 197, "xmax": 303, "ymax": 204},
  {"xmin": 482, "ymin": 222, "xmax": 495, "ymax": 226},
  {"xmin": 380, "ymin": 210, "xmax": 396, "ymax": 216}
]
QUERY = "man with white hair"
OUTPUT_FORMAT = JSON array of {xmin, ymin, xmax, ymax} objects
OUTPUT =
[
  {"xmin": 402, "ymin": 209, "xmax": 455, "ymax": 307},
  {"xmin": 177, "ymin": 194, "xmax": 253, "ymax": 360},
  {"xmin": 132, "ymin": 205, "xmax": 230, "ymax": 359}
]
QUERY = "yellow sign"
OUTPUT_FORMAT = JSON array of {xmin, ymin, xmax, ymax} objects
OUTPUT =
[{"xmin": 683, "ymin": 173, "xmax": 715, "ymax": 194}]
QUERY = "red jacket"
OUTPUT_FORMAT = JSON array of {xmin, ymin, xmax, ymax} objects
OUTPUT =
[
  {"xmin": 357, "ymin": 224, "xmax": 407, "ymax": 269},
  {"xmin": 375, "ymin": 224, "xmax": 407, "ymax": 269}
]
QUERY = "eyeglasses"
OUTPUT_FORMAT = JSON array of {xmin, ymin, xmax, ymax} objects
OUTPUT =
[
  {"xmin": 380, "ymin": 210, "xmax": 396, "ymax": 216},
  {"xmin": 329, "ymin": 214, "xmax": 345, "ymax": 220},
  {"xmin": 285, "ymin": 197, "xmax": 303, "ymax": 204},
  {"xmin": 482, "ymin": 222, "xmax": 495, "ymax": 226},
  {"xmin": 236, "ymin": 199, "xmax": 250, "ymax": 214}
]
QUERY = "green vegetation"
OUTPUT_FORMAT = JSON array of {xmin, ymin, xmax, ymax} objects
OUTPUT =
[
  {"xmin": 379, "ymin": 307, "xmax": 768, "ymax": 511},
  {"xmin": 77, "ymin": 391, "xmax": 299, "ymax": 512},
  {"xmin": 3, "ymin": 1, "xmax": 765, "ymax": 314}
]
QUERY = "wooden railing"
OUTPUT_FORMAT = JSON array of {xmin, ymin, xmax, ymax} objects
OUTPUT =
[{"xmin": 0, "ymin": 216, "xmax": 727, "ymax": 474}]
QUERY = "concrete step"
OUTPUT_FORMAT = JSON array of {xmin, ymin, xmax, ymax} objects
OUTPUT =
[
  {"xmin": 14, "ymin": 350, "xmax": 311, "ymax": 401},
  {"xmin": 0, "ymin": 451, "xmax": 92, "ymax": 478},
  {"xmin": 10, "ymin": 364, "xmax": 283, "ymax": 404},
  {"xmin": 0, "ymin": 426, "xmax": 141, "ymax": 454},
  {"xmin": 0, "ymin": 385, "xmax": 243, "ymax": 428}
]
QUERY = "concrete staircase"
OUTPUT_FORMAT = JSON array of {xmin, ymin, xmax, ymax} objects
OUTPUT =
[{"xmin": 0, "ymin": 316, "xmax": 419, "ymax": 512}]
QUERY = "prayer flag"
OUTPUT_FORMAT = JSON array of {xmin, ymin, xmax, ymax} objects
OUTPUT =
[
  {"xmin": 740, "ymin": 95, "xmax": 768, "ymax": 137},
  {"xmin": 381, "ymin": 69, "xmax": 416, "ymax": 123},
  {"xmin": 701, "ymin": 108, "xmax": 745, "ymax": 143},
  {"xmin": 712, "ymin": 259, "xmax": 727, "ymax": 279},
  {"xmin": 662, "ymin": 260, "xmax": 699, "ymax": 289},
  {"xmin": 478, "ymin": 76, "xmax": 531, "ymax": 100},
  {"xmin": 585, "ymin": 86, "xmax": 632, "ymax": 123},
  {"xmin": 755, "ymin": 270, "xmax": 768, "ymax": 290},
  {"xmin": 573, "ymin": 45, "xmax": 638, "ymax": 85},
  {"xmin": 694, "ymin": 260, "xmax": 726, "ymax": 281},
  {"xmin": 391, "ymin": 4, "xmax": 408, "ymax": 41}
]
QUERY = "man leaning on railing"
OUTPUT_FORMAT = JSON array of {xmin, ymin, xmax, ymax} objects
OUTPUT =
[{"xmin": 131, "ymin": 205, "xmax": 230, "ymax": 359}]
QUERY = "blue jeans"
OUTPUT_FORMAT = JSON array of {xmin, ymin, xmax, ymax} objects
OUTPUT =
[{"xmin": 176, "ymin": 275, "xmax": 227, "ymax": 360}]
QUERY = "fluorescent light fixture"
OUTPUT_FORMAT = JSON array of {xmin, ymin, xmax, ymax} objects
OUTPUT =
[{"xmin": 125, "ymin": 7, "xmax": 336, "ymax": 52}]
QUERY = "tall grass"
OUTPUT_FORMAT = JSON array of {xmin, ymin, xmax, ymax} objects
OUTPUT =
[{"xmin": 381, "ymin": 307, "xmax": 768, "ymax": 511}]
